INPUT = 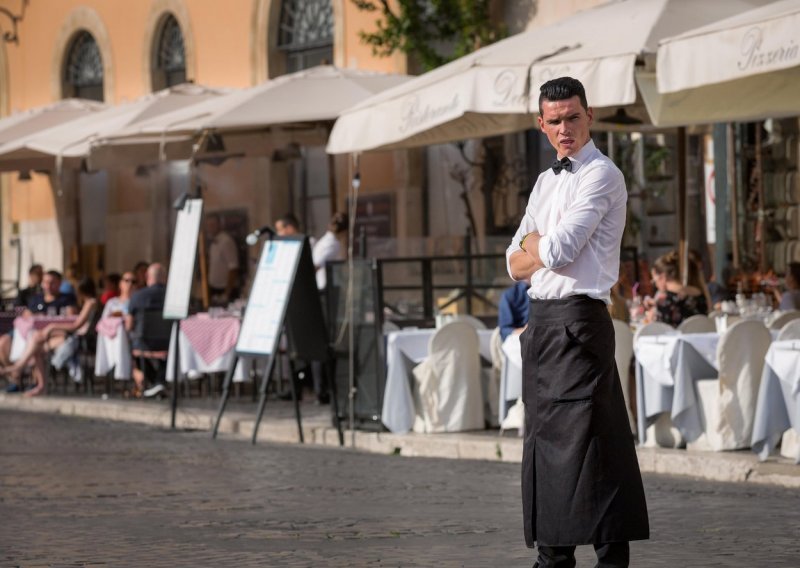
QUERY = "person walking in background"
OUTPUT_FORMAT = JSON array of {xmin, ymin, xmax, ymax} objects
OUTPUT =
[
  {"xmin": 132, "ymin": 261, "xmax": 149, "ymax": 289},
  {"xmin": 507, "ymin": 77, "xmax": 648, "ymax": 568},
  {"xmin": 205, "ymin": 213, "xmax": 240, "ymax": 305},
  {"xmin": 275, "ymin": 213, "xmax": 302, "ymax": 237},
  {"xmin": 312, "ymin": 212, "xmax": 347, "ymax": 291}
]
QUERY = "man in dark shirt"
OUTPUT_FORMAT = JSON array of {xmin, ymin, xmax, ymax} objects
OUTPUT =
[
  {"xmin": 26, "ymin": 270, "xmax": 77, "ymax": 315},
  {"xmin": 15, "ymin": 264, "xmax": 43, "ymax": 308},
  {"xmin": 125, "ymin": 263, "xmax": 167, "ymax": 351},
  {"xmin": 125, "ymin": 263, "xmax": 168, "ymax": 397},
  {"xmin": 498, "ymin": 281, "xmax": 531, "ymax": 341}
]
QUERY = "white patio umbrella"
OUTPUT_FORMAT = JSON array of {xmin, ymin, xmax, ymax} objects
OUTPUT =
[
  {"xmin": 88, "ymin": 65, "xmax": 412, "ymax": 168},
  {"xmin": 637, "ymin": 0, "xmax": 800, "ymax": 126},
  {"xmin": 0, "ymin": 84, "xmax": 229, "ymax": 173},
  {"xmin": 327, "ymin": 0, "xmax": 769, "ymax": 154},
  {"xmin": 0, "ymin": 99, "xmax": 107, "ymax": 151}
]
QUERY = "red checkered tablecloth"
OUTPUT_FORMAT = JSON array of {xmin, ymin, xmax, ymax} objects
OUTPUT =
[{"xmin": 179, "ymin": 314, "xmax": 240, "ymax": 365}]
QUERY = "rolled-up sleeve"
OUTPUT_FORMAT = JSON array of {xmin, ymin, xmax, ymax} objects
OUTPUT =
[{"xmin": 537, "ymin": 165, "xmax": 624, "ymax": 270}]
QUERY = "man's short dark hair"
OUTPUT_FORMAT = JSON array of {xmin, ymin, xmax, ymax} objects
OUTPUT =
[
  {"xmin": 45, "ymin": 270, "xmax": 62, "ymax": 281},
  {"xmin": 277, "ymin": 213, "xmax": 300, "ymax": 231},
  {"xmin": 28, "ymin": 264, "xmax": 43, "ymax": 275},
  {"xmin": 538, "ymin": 77, "xmax": 588, "ymax": 115}
]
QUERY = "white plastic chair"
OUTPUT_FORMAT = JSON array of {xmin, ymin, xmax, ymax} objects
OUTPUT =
[
  {"xmin": 691, "ymin": 319, "xmax": 772, "ymax": 451},
  {"xmin": 634, "ymin": 321, "xmax": 682, "ymax": 448},
  {"xmin": 678, "ymin": 314, "xmax": 716, "ymax": 334},
  {"xmin": 612, "ymin": 319, "xmax": 635, "ymax": 435},
  {"xmin": 453, "ymin": 314, "xmax": 487, "ymax": 330},
  {"xmin": 412, "ymin": 321, "xmax": 483, "ymax": 433},
  {"xmin": 769, "ymin": 310, "xmax": 800, "ymax": 330},
  {"xmin": 777, "ymin": 318, "xmax": 800, "ymax": 340}
]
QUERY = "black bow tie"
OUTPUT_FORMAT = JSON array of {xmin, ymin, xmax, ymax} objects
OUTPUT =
[{"xmin": 551, "ymin": 157, "xmax": 573, "ymax": 174}]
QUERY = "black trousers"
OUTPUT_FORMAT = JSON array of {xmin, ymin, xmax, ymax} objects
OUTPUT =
[{"xmin": 535, "ymin": 542, "xmax": 629, "ymax": 568}]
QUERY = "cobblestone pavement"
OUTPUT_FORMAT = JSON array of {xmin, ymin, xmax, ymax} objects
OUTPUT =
[{"xmin": 1, "ymin": 411, "xmax": 799, "ymax": 567}]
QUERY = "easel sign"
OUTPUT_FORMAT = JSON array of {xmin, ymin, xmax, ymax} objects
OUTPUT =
[
  {"xmin": 164, "ymin": 198, "xmax": 203, "ymax": 320},
  {"xmin": 235, "ymin": 238, "xmax": 302, "ymax": 357},
  {"xmin": 212, "ymin": 235, "xmax": 343, "ymax": 445}
]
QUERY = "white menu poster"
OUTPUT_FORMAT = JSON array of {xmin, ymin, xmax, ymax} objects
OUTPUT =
[
  {"xmin": 235, "ymin": 239, "xmax": 302, "ymax": 357},
  {"xmin": 163, "ymin": 198, "xmax": 203, "ymax": 320}
]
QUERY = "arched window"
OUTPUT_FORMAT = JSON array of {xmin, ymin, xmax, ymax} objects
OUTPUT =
[
  {"xmin": 152, "ymin": 14, "xmax": 186, "ymax": 91},
  {"xmin": 63, "ymin": 31, "xmax": 104, "ymax": 101},
  {"xmin": 278, "ymin": 0, "xmax": 333, "ymax": 73}
]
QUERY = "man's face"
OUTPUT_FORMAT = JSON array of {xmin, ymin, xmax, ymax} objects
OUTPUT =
[
  {"xmin": 42, "ymin": 274, "xmax": 60, "ymax": 296},
  {"xmin": 275, "ymin": 221, "xmax": 297, "ymax": 236},
  {"xmin": 537, "ymin": 96, "xmax": 593, "ymax": 158},
  {"xmin": 29, "ymin": 268, "xmax": 43, "ymax": 287}
]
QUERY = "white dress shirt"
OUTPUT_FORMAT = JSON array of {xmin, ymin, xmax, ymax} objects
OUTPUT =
[
  {"xmin": 506, "ymin": 139, "xmax": 627, "ymax": 303},
  {"xmin": 312, "ymin": 230, "xmax": 343, "ymax": 289}
]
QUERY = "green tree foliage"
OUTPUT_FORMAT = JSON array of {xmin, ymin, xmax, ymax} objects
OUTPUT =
[{"xmin": 351, "ymin": 0, "xmax": 503, "ymax": 71}]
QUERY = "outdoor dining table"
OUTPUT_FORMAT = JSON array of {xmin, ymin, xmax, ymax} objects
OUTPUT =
[
  {"xmin": 382, "ymin": 327, "xmax": 493, "ymax": 434},
  {"xmin": 165, "ymin": 313, "xmax": 252, "ymax": 382},
  {"xmin": 634, "ymin": 331, "xmax": 721, "ymax": 445},
  {"xmin": 10, "ymin": 314, "xmax": 79, "ymax": 362},
  {"xmin": 751, "ymin": 340, "xmax": 800, "ymax": 463},
  {"xmin": 94, "ymin": 316, "xmax": 132, "ymax": 380}
]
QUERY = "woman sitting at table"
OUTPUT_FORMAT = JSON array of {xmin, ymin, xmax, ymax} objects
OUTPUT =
[
  {"xmin": 101, "ymin": 271, "xmax": 135, "ymax": 318},
  {"xmin": 2, "ymin": 278, "xmax": 98, "ymax": 397},
  {"xmin": 645, "ymin": 252, "xmax": 708, "ymax": 327}
]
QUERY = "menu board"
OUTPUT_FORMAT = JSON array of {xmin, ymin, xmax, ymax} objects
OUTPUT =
[
  {"xmin": 163, "ymin": 198, "xmax": 203, "ymax": 320},
  {"xmin": 235, "ymin": 239, "xmax": 302, "ymax": 357}
]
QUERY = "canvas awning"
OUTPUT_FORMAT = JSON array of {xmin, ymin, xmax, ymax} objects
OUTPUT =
[
  {"xmin": 637, "ymin": 0, "xmax": 800, "ymax": 126},
  {"xmin": 88, "ymin": 65, "xmax": 412, "ymax": 169},
  {"xmin": 0, "ymin": 84, "xmax": 228, "ymax": 173},
  {"xmin": 327, "ymin": 0, "xmax": 770, "ymax": 154}
]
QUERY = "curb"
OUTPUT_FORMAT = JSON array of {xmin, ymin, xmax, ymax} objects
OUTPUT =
[{"xmin": 1, "ymin": 394, "xmax": 798, "ymax": 488}]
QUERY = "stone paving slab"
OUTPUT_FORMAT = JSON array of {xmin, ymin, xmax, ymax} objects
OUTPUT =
[
  {"xmin": 1, "ymin": 393, "xmax": 798, "ymax": 488},
  {"xmin": 2, "ymin": 411, "xmax": 800, "ymax": 567}
]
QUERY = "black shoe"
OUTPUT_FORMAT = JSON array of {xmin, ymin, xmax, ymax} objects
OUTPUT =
[{"xmin": 315, "ymin": 393, "xmax": 330, "ymax": 405}]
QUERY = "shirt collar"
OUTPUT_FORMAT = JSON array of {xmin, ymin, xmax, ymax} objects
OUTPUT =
[{"xmin": 565, "ymin": 138, "xmax": 597, "ymax": 172}]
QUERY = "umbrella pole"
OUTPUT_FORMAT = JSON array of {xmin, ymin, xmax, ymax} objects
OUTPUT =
[
  {"xmin": 727, "ymin": 124, "xmax": 740, "ymax": 270},
  {"xmin": 677, "ymin": 127, "xmax": 688, "ymax": 286}
]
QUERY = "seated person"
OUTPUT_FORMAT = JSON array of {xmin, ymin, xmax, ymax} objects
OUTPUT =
[
  {"xmin": 100, "ymin": 273, "xmax": 121, "ymax": 306},
  {"xmin": 645, "ymin": 252, "xmax": 708, "ymax": 327},
  {"xmin": 2, "ymin": 278, "xmax": 98, "ymax": 397},
  {"xmin": 125, "ymin": 263, "xmax": 168, "ymax": 396},
  {"xmin": 101, "ymin": 272, "xmax": 135, "ymax": 318},
  {"xmin": 26, "ymin": 270, "xmax": 78, "ymax": 315},
  {"xmin": 498, "ymin": 281, "xmax": 530, "ymax": 341},
  {"xmin": 15, "ymin": 264, "xmax": 43, "ymax": 308},
  {"xmin": 774, "ymin": 262, "xmax": 800, "ymax": 311}
]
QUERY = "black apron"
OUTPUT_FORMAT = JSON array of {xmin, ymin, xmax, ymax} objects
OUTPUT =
[{"xmin": 521, "ymin": 295, "xmax": 649, "ymax": 547}]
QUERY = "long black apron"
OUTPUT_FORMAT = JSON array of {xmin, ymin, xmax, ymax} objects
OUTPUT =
[{"xmin": 521, "ymin": 295, "xmax": 649, "ymax": 547}]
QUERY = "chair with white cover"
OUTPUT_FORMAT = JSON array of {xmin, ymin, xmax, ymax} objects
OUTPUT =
[
  {"xmin": 412, "ymin": 321, "xmax": 483, "ymax": 433},
  {"xmin": 678, "ymin": 314, "xmax": 716, "ymax": 334},
  {"xmin": 484, "ymin": 326, "xmax": 503, "ymax": 427},
  {"xmin": 769, "ymin": 310, "xmax": 800, "ymax": 330},
  {"xmin": 453, "ymin": 314, "xmax": 487, "ymax": 330},
  {"xmin": 777, "ymin": 318, "xmax": 800, "ymax": 340},
  {"xmin": 690, "ymin": 319, "xmax": 772, "ymax": 451},
  {"xmin": 634, "ymin": 321, "xmax": 682, "ymax": 448},
  {"xmin": 612, "ymin": 319, "xmax": 635, "ymax": 434}
]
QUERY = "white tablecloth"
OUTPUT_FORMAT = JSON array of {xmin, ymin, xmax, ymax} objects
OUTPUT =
[
  {"xmin": 498, "ymin": 333, "xmax": 523, "ymax": 422},
  {"xmin": 94, "ymin": 320, "xmax": 132, "ymax": 380},
  {"xmin": 751, "ymin": 340, "xmax": 800, "ymax": 463},
  {"xmin": 635, "ymin": 332, "xmax": 721, "ymax": 444},
  {"xmin": 382, "ymin": 328, "xmax": 493, "ymax": 434}
]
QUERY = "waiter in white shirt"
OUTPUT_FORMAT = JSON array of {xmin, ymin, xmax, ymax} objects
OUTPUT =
[
  {"xmin": 507, "ymin": 77, "xmax": 648, "ymax": 568},
  {"xmin": 205, "ymin": 214, "xmax": 240, "ymax": 305}
]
